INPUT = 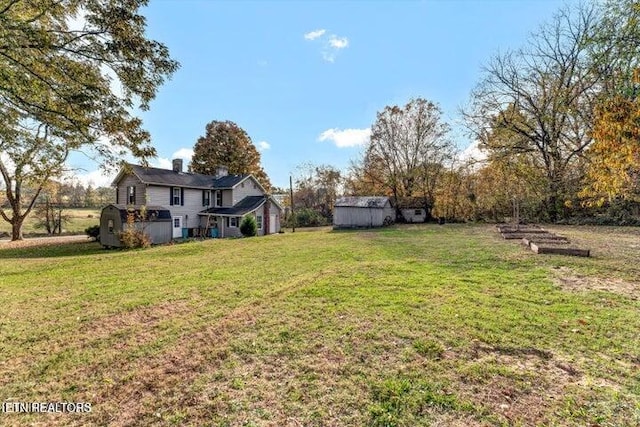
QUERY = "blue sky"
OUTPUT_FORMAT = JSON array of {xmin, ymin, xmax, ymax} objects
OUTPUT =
[{"xmin": 72, "ymin": 0, "xmax": 576, "ymax": 189}]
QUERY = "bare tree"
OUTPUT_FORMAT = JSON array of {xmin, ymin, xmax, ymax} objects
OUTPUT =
[
  {"xmin": 464, "ymin": 4, "xmax": 602, "ymax": 221},
  {"xmin": 364, "ymin": 97, "xmax": 454, "ymax": 220}
]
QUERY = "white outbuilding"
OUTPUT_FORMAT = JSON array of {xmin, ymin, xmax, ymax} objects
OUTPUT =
[{"xmin": 333, "ymin": 196, "xmax": 395, "ymax": 229}]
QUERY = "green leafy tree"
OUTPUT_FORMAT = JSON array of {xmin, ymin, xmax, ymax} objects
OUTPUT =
[
  {"xmin": 0, "ymin": 0, "xmax": 179, "ymax": 240},
  {"xmin": 190, "ymin": 120, "xmax": 272, "ymax": 190}
]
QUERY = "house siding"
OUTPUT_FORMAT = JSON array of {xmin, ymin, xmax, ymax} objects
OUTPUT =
[
  {"xmin": 146, "ymin": 185, "xmax": 205, "ymax": 228},
  {"xmin": 221, "ymin": 216, "xmax": 243, "ymax": 238},
  {"xmin": 232, "ymin": 177, "xmax": 263, "ymax": 205},
  {"xmin": 221, "ymin": 189, "xmax": 233, "ymax": 207},
  {"xmin": 116, "ymin": 175, "xmax": 146, "ymax": 206}
]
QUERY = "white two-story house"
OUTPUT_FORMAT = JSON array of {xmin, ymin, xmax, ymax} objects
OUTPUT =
[{"xmin": 100, "ymin": 159, "xmax": 282, "ymax": 246}]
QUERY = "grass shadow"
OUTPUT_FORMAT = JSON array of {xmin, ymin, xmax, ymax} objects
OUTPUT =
[{"xmin": 0, "ymin": 241, "xmax": 106, "ymax": 259}]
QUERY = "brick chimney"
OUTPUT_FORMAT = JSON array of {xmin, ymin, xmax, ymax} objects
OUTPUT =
[
  {"xmin": 172, "ymin": 159, "xmax": 183, "ymax": 173},
  {"xmin": 215, "ymin": 165, "xmax": 228, "ymax": 178}
]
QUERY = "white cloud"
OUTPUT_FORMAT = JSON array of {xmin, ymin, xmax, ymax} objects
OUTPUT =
[
  {"xmin": 304, "ymin": 29, "xmax": 326, "ymax": 40},
  {"xmin": 458, "ymin": 141, "xmax": 487, "ymax": 166},
  {"xmin": 153, "ymin": 157, "xmax": 172, "ymax": 170},
  {"xmin": 257, "ymin": 141, "xmax": 271, "ymax": 151},
  {"xmin": 171, "ymin": 148, "xmax": 194, "ymax": 161},
  {"xmin": 73, "ymin": 168, "xmax": 117, "ymax": 188},
  {"xmin": 304, "ymin": 29, "xmax": 349, "ymax": 62},
  {"xmin": 318, "ymin": 128, "xmax": 371, "ymax": 148},
  {"xmin": 328, "ymin": 36, "xmax": 349, "ymax": 49}
]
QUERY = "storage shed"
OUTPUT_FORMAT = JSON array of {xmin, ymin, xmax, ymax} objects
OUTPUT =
[
  {"xmin": 333, "ymin": 196, "xmax": 395, "ymax": 229},
  {"xmin": 100, "ymin": 204, "xmax": 172, "ymax": 247}
]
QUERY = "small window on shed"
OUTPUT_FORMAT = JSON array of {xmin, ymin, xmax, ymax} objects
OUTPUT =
[
  {"xmin": 107, "ymin": 219, "xmax": 114, "ymax": 234},
  {"xmin": 414, "ymin": 209, "xmax": 422, "ymax": 216}
]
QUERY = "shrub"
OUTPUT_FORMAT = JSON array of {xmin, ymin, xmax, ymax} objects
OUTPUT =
[
  {"xmin": 85, "ymin": 225, "xmax": 100, "ymax": 241},
  {"xmin": 240, "ymin": 215, "xmax": 257, "ymax": 237},
  {"xmin": 119, "ymin": 227, "xmax": 151, "ymax": 248},
  {"xmin": 118, "ymin": 210, "xmax": 151, "ymax": 248},
  {"xmin": 285, "ymin": 208, "xmax": 328, "ymax": 228}
]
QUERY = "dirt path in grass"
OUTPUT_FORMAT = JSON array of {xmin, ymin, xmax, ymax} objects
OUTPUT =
[{"xmin": 0, "ymin": 234, "xmax": 89, "ymax": 248}]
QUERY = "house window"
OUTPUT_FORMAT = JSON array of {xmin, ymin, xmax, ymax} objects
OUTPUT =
[
  {"xmin": 173, "ymin": 218, "xmax": 181, "ymax": 228},
  {"xmin": 203, "ymin": 190, "xmax": 210, "ymax": 207},
  {"xmin": 173, "ymin": 187, "xmax": 181, "ymax": 205},
  {"xmin": 215, "ymin": 190, "xmax": 222, "ymax": 207},
  {"xmin": 127, "ymin": 186, "xmax": 136, "ymax": 204},
  {"xmin": 107, "ymin": 219, "xmax": 114, "ymax": 234},
  {"xmin": 414, "ymin": 209, "xmax": 422, "ymax": 216},
  {"xmin": 229, "ymin": 217, "xmax": 238, "ymax": 227},
  {"xmin": 256, "ymin": 215, "xmax": 263, "ymax": 230}
]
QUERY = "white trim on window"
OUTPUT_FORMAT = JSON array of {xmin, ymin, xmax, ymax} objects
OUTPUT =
[
  {"xmin": 173, "ymin": 187, "xmax": 181, "ymax": 205},
  {"xmin": 127, "ymin": 186, "xmax": 135, "ymax": 204},
  {"xmin": 256, "ymin": 215, "xmax": 263, "ymax": 230}
]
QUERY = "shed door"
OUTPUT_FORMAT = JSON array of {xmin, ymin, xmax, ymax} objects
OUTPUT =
[
  {"xmin": 269, "ymin": 214, "xmax": 276, "ymax": 234},
  {"xmin": 172, "ymin": 216, "xmax": 182, "ymax": 238}
]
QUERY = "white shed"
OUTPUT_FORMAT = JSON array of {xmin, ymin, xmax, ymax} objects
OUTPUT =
[{"xmin": 333, "ymin": 196, "xmax": 395, "ymax": 229}]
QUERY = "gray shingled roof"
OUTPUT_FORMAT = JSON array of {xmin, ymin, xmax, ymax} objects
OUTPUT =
[
  {"xmin": 335, "ymin": 196, "xmax": 391, "ymax": 208},
  {"xmin": 126, "ymin": 164, "xmax": 248, "ymax": 189},
  {"xmin": 199, "ymin": 196, "xmax": 266, "ymax": 216}
]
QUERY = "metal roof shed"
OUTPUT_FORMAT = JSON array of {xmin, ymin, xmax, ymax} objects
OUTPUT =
[{"xmin": 333, "ymin": 196, "xmax": 395, "ymax": 229}]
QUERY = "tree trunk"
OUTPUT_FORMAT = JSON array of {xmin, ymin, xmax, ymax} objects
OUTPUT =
[{"xmin": 11, "ymin": 218, "xmax": 24, "ymax": 241}]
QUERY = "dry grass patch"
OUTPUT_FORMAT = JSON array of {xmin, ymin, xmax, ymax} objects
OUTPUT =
[{"xmin": 553, "ymin": 266, "xmax": 640, "ymax": 300}]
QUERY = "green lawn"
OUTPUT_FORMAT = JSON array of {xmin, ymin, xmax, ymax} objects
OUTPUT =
[
  {"xmin": 0, "ymin": 224, "xmax": 638, "ymax": 426},
  {"xmin": 0, "ymin": 208, "xmax": 100, "ymax": 237}
]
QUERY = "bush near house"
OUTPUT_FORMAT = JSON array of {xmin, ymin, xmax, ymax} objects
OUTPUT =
[{"xmin": 240, "ymin": 215, "xmax": 257, "ymax": 237}]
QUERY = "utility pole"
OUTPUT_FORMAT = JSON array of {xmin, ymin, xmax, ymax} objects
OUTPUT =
[{"xmin": 289, "ymin": 175, "xmax": 295, "ymax": 233}]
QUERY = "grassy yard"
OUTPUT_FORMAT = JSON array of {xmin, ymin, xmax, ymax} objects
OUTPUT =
[
  {"xmin": 0, "ymin": 224, "xmax": 638, "ymax": 426},
  {"xmin": 0, "ymin": 209, "xmax": 100, "ymax": 238}
]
